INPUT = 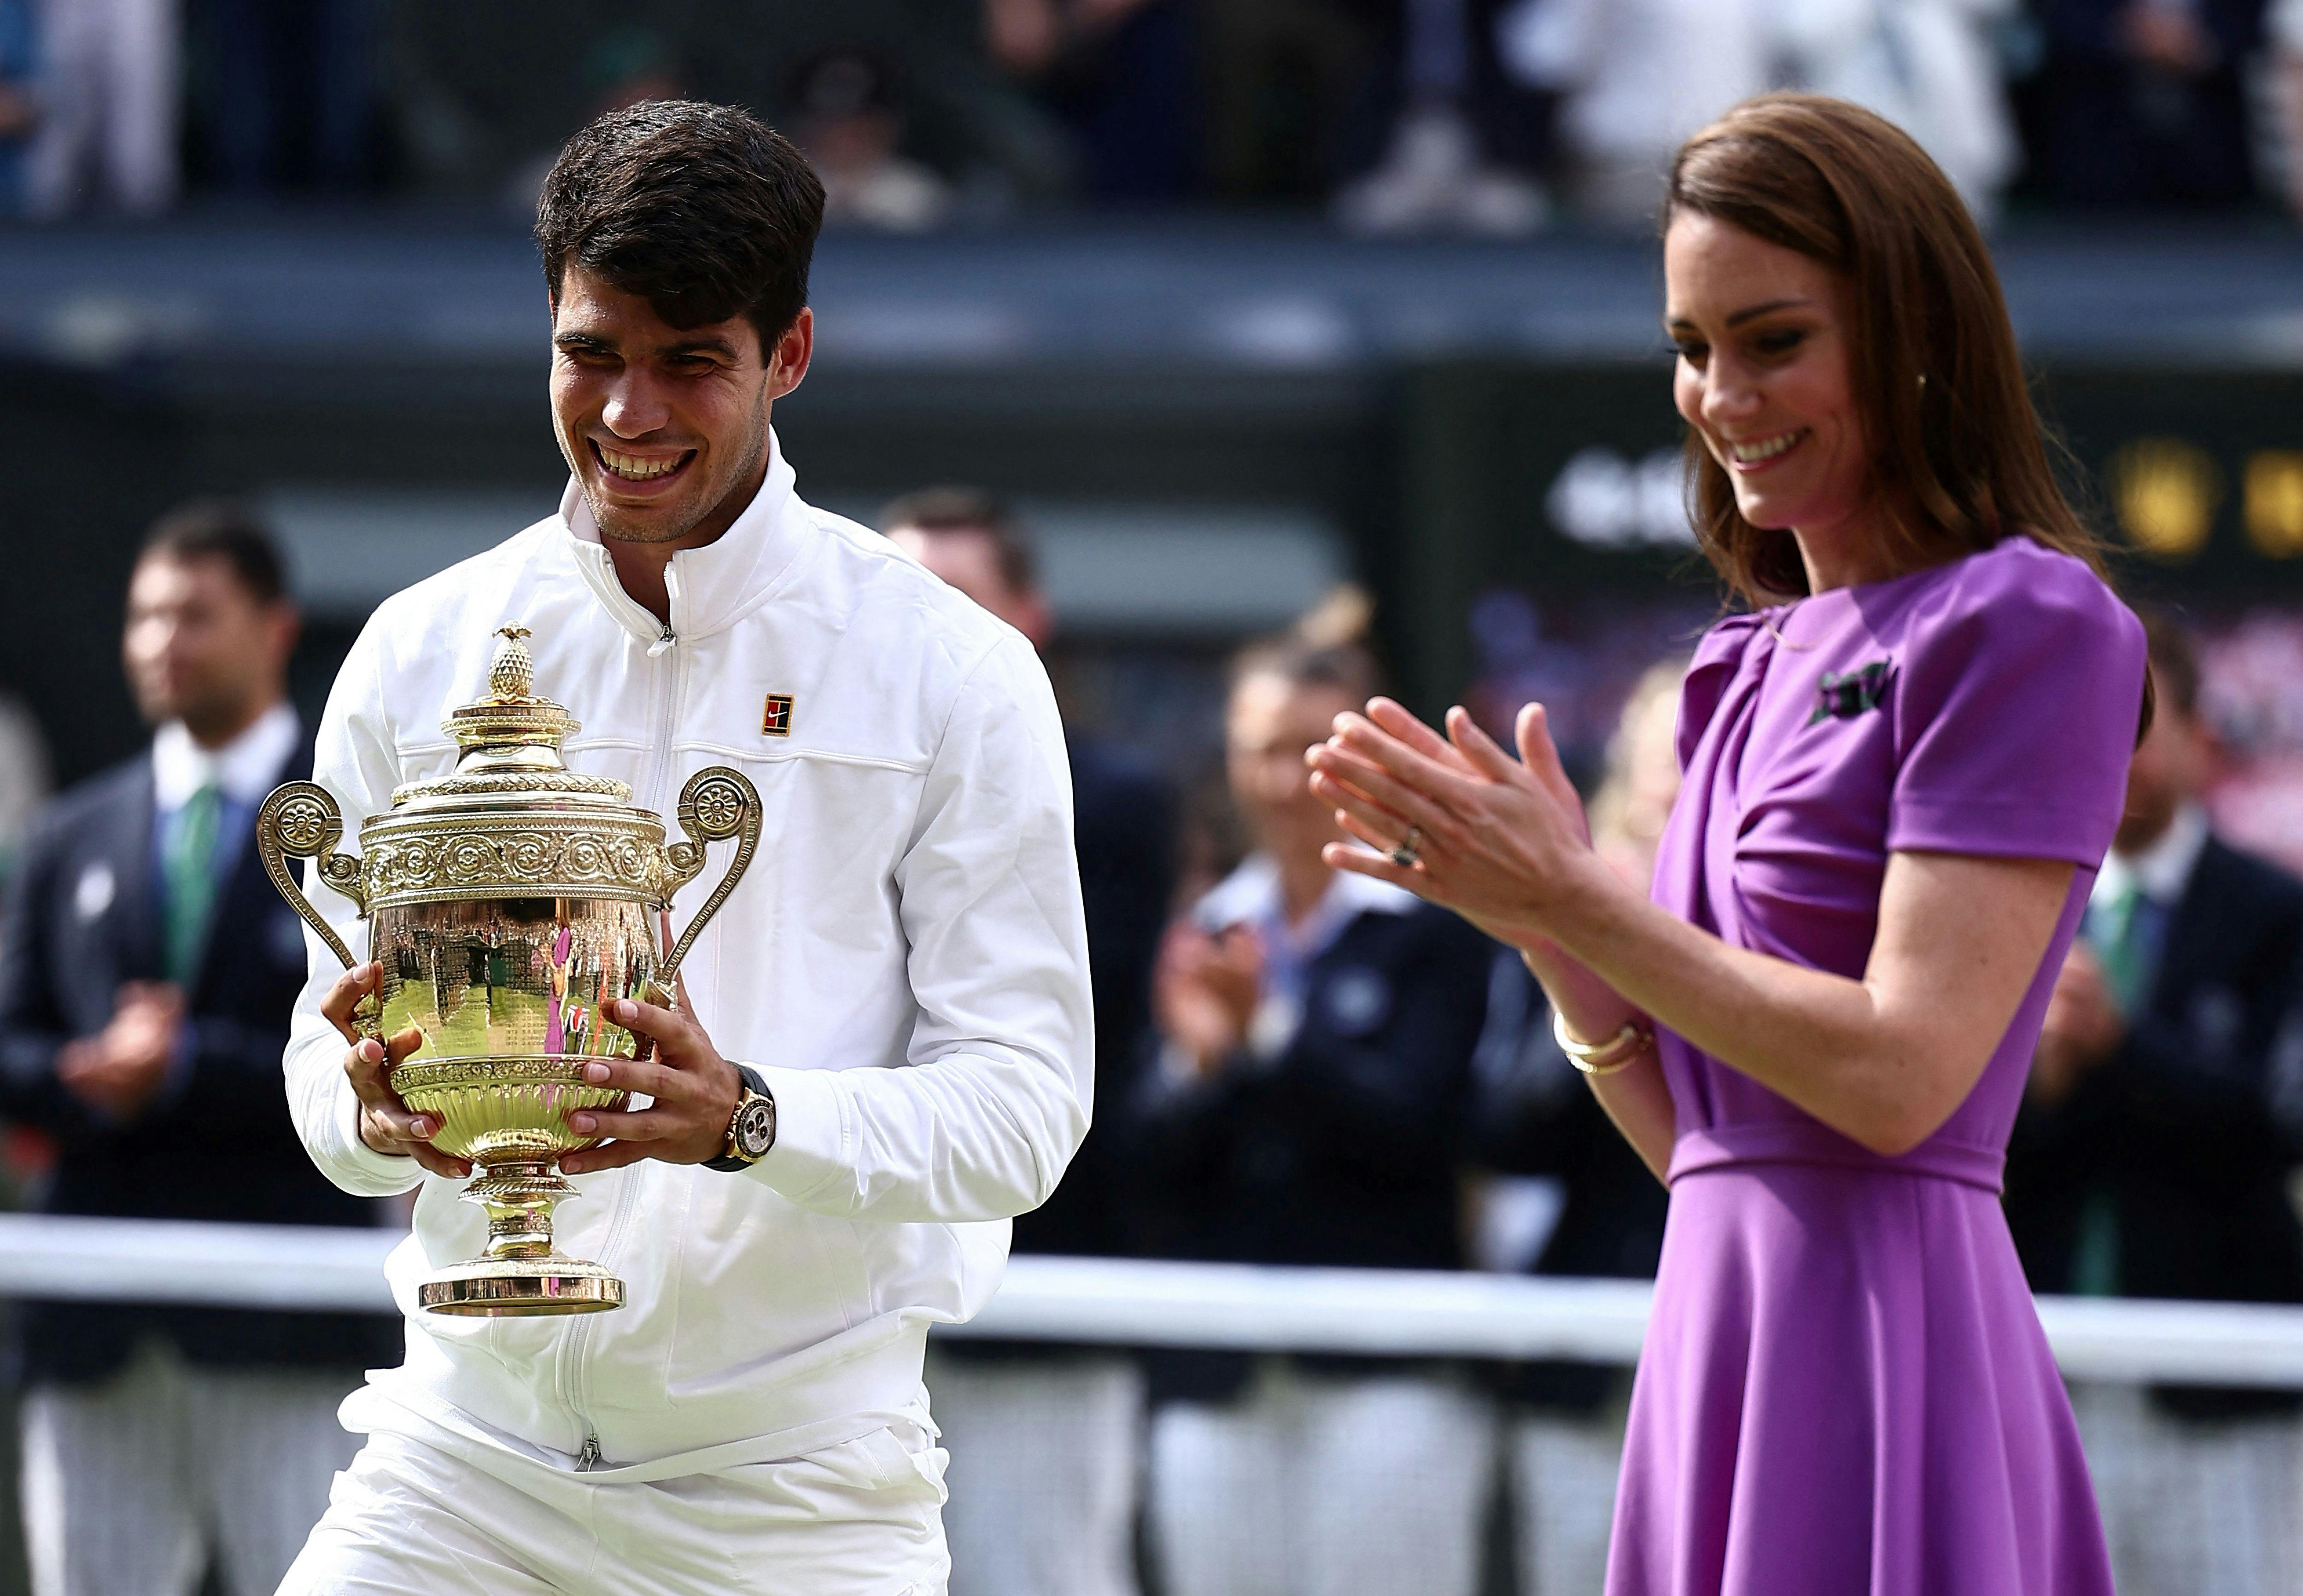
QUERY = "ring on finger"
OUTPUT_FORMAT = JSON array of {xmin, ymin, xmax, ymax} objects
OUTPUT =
[{"xmin": 1388, "ymin": 824, "xmax": 1424, "ymax": 869}]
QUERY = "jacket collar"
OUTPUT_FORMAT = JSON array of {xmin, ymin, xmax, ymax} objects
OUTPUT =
[
  {"xmin": 1196, "ymin": 852, "xmax": 1420, "ymax": 935},
  {"xmin": 558, "ymin": 428, "xmax": 806, "ymax": 649},
  {"xmin": 2094, "ymin": 801, "xmax": 2209, "ymax": 912},
  {"xmin": 151, "ymin": 701, "xmax": 301, "ymax": 814}
]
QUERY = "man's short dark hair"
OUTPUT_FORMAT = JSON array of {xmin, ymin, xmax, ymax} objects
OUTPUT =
[
  {"xmin": 535, "ymin": 100, "xmax": 827, "ymax": 352},
  {"xmin": 141, "ymin": 499, "xmax": 288, "ymax": 607},
  {"xmin": 878, "ymin": 486, "xmax": 1039, "ymax": 594},
  {"xmin": 2136, "ymin": 603, "xmax": 2202, "ymax": 720}
]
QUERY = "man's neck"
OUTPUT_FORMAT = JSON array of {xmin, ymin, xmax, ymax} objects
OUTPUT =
[
  {"xmin": 2111, "ymin": 817, "xmax": 2172, "ymax": 862},
  {"xmin": 597, "ymin": 454, "xmax": 772, "ymax": 625},
  {"xmin": 180, "ymin": 693, "xmax": 281, "ymax": 753},
  {"xmin": 1277, "ymin": 854, "xmax": 1332, "ymax": 929}
]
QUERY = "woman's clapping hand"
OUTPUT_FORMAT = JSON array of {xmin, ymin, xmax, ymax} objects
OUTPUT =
[
  {"xmin": 1306, "ymin": 697, "xmax": 1609, "ymax": 951},
  {"xmin": 1153, "ymin": 920, "xmax": 1263, "ymax": 1080}
]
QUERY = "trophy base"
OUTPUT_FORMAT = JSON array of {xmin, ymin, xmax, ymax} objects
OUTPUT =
[{"xmin": 418, "ymin": 1257, "xmax": 625, "ymax": 1317}]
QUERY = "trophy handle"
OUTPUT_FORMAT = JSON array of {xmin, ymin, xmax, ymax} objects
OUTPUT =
[
  {"xmin": 659, "ymin": 766, "xmax": 762, "ymax": 983},
  {"xmin": 257, "ymin": 781, "xmax": 379, "ymax": 1039}
]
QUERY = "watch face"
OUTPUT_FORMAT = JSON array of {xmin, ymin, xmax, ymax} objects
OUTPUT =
[{"xmin": 733, "ymin": 1097, "xmax": 777, "ymax": 1160}]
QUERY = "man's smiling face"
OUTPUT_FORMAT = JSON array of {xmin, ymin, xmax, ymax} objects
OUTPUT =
[{"xmin": 548, "ymin": 265, "xmax": 805, "ymax": 551}]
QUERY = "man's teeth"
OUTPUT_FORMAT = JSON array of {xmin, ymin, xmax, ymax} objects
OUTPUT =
[
  {"xmin": 1730, "ymin": 431, "xmax": 1803, "ymax": 464},
  {"xmin": 597, "ymin": 446, "xmax": 685, "ymax": 480}
]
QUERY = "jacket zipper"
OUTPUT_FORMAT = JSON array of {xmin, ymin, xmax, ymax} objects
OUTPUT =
[{"xmin": 561, "ymin": 584, "xmax": 685, "ymax": 1469}]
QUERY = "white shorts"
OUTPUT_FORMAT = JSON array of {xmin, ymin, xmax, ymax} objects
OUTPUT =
[{"xmin": 279, "ymin": 1413, "xmax": 950, "ymax": 1596}]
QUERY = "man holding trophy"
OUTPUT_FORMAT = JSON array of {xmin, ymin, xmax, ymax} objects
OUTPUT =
[{"xmin": 273, "ymin": 101, "xmax": 1093, "ymax": 1594}]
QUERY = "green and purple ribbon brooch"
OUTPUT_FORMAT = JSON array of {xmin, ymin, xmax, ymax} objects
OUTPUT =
[{"xmin": 1811, "ymin": 661, "xmax": 1891, "ymax": 725}]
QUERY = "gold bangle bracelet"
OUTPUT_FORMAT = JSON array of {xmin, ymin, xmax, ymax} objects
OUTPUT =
[{"xmin": 1551, "ymin": 1008, "xmax": 1653, "ymax": 1076}]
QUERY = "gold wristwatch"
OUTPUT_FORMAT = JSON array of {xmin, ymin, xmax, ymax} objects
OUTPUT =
[{"xmin": 704, "ymin": 1064, "xmax": 777, "ymax": 1171}]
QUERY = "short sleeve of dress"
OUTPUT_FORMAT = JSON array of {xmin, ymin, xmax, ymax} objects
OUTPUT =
[
  {"xmin": 1886, "ymin": 543, "xmax": 2145, "ymax": 867},
  {"xmin": 1675, "ymin": 614, "xmax": 1770, "ymax": 774}
]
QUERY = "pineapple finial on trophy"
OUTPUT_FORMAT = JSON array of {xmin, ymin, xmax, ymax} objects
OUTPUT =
[{"xmin": 488, "ymin": 626, "xmax": 536, "ymax": 700}]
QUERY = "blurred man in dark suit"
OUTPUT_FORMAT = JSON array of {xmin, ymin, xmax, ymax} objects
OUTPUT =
[
  {"xmin": 2034, "ymin": 0, "xmax": 2269, "ymax": 207},
  {"xmin": 0, "ymin": 502, "xmax": 398, "ymax": 1596},
  {"xmin": 883, "ymin": 487, "xmax": 1174, "ymax": 1596},
  {"xmin": 2008, "ymin": 608, "xmax": 2303, "ymax": 1596}
]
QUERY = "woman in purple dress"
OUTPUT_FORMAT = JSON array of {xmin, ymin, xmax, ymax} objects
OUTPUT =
[{"xmin": 1306, "ymin": 95, "xmax": 2145, "ymax": 1596}]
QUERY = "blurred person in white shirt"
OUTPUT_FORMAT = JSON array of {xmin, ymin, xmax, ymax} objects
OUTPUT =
[
  {"xmin": 2272, "ymin": 0, "xmax": 2303, "ymax": 214},
  {"xmin": 1496, "ymin": 0, "xmax": 2016, "ymax": 222},
  {"xmin": 886, "ymin": 488, "xmax": 1174, "ymax": 1596},
  {"xmin": 24, "ymin": 0, "xmax": 175, "ymax": 216}
]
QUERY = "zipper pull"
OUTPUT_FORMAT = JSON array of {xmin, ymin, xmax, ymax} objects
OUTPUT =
[
  {"xmin": 647, "ymin": 622, "xmax": 675, "ymax": 659},
  {"xmin": 577, "ymin": 1431, "xmax": 604, "ymax": 1472}
]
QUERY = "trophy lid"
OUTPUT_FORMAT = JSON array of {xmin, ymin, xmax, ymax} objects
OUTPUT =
[{"xmin": 387, "ymin": 627, "xmax": 634, "ymax": 809}]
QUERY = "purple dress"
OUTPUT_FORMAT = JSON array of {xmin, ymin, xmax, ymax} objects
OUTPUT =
[{"xmin": 1609, "ymin": 540, "xmax": 2145, "ymax": 1596}]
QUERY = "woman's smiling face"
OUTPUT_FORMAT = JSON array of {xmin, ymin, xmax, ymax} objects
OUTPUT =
[{"xmin": 1665, "ymin": 212, "xmax": 1884, "ymax": 587}]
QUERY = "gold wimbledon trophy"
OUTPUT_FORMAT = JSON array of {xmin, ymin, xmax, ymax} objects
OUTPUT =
[{"xmin": 256, "ymin": 626, "xmax": 760, "ymax": 1317}]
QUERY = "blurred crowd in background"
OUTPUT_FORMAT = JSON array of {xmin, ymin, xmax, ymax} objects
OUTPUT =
[
  {"xmin": 4, "ymin": 486, "xmax": 2302, "ymax": 1596},
  {"xmin": 3, "ymin": 3, "xmax": 2303, "ymax": 1593},
  {"xmin": 9, "ymin": 0, "xmax": 2303, "ymax": 225}
]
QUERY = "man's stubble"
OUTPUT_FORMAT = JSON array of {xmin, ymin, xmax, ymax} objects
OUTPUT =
[{"xmin": 574, "ymin": 379, "xmax": 774, "ymax": 552}]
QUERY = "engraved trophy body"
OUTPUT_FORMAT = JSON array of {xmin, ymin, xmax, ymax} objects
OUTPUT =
[{"xmin": 257, "ymin": 627, "xmax": 760, "ymax": 1316}]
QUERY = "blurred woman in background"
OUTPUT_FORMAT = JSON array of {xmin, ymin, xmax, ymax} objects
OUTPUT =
[
  {"xmin": 1470, "ymin": 655, "xmax": 1682, "ymax": 1596},
  {"xmin": 1309, "ymin": 95, "xmax": 2146, "ymax": 1596},
  {"xmin": 1137, "ymin": 592, "xmax": 1496, "ymax": 1596}
]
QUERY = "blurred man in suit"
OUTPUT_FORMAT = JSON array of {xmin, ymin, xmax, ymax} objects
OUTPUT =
[
  {"xmin": 2033, "ymin": 0, "xmax": 2268, "ymax": 207},
  {"xmin": 883, "ymin": 487, "xmax": 1173, "ymax": 1596},
  {"xmin": 0, "ymin": 501, "xmax": 398, "ymax": 1596},
  {"xmin": 2008, "ymin": 608, "xmax": 2303, "ymax": 1596}
]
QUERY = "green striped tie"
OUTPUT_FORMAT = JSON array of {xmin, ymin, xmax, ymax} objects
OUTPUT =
[
  {"xmin": 164, "ymin": 782, "xmax": 222, "ymax": 986},
  {"xmin": 2067, "ymin": 878, "xmax": 2151, "ymax": 1297},
  {"xmin": 2093, "ymin": 877, "xmax": 2152, "ymax": 1016}
]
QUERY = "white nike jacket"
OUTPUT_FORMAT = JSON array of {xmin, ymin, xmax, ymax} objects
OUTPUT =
[{"xmin": 282, "ymin": 436, "xmax": 1093, "ymax": 1470}]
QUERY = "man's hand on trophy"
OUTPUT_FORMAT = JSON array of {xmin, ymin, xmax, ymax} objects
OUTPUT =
[
  {"xmin": 558, "ymin": 996, "xmax": 743, "ymax": 1173},
  {"xmin": 322, "ymin": 963, "xmax": 472, "ymax": 1179}
]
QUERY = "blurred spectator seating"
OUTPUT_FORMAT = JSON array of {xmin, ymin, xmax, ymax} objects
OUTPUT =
[
  {"xmin": 0, "ymin": 0, "xmax": 35, "ymax": 213},
  {"xmin": 201, "ymin": 0, "xmax": 379, "ymax": 194},
  {"xmin": 1494, "ymin": 0, "xmax": 1770, "ymax": 225},
  {"xmin": 984, "ymin": 0, "xmax": 1199, "ymax": 199},
  {"xmin": 1334, "ymin": 0, "xmax": 1549, "ymax": 235},
  {"xmin": 790, "ymin": 49, "xmax": 953, "ymax": 230},
  {"xmin": 2273, "ymin": 0, "xmax": 2303, "ymax": 214},
  {"xmin": 1198, "ymin": 0, "xmax": 1377, "ymax": 203},
  {"xmin": 2006, "ymin": 608, "xmax": 2303, "ymax": 1596},
  {"xmin": 24, "ymin": 0, "xmax": 176, "ymax": 216},
  {"xmin": 1135, "ymin": 596, "xmax": 1498, "ymax": 1596},
  {"xmin": 2030, "ymin": 0, "xmax": 2269, "ymax": 206},
  {"xmin": 1467, "ymin": 656, "xmax": 1677, "ymax": 1596},
  {"xmin": 886, "ymin": 490, "xmax": 1175, "ymax": 1596},
  {"xmin": 384, "ymin": 3, "xmax": 1070, "ymax": 213},
  {"xmin": 497, "ymin": 24, "xmax": 691, "ymax": 221},
  {"xmin": 0, "ymin": 502, "xmax": 400, "ymax": 1596},
  {"xmin": 1496, "ymin": 0, "xmax": 2015, "ymax": 224}
]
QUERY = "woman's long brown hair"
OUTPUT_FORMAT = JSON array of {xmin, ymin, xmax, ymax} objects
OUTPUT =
[{"xmin": 1666, "ymin": 94, "xmax": 2106, "ymax": 608}]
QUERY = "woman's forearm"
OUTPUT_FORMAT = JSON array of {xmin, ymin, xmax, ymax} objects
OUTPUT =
[
  {"xmin": 1518, "ymin": 941, "xmax": 1675, "ymax": 1180},
  {"xmin": 1529, "ymin": 852, "xmax": 2070, "ymax": 1157},
  {"xmin": 1553, "ymin": 883, "xmax": 1902, "ymax": 1146},
  {"xmin": 1305, "ymin": 699, "xmax": 2071, "ymax": 1158}
]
